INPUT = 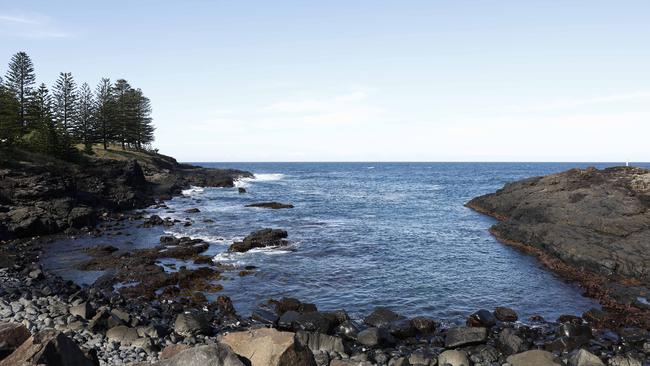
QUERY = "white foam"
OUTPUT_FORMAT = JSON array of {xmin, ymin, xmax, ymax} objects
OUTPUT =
[
  {"xmin": 181, "ymin": 186, "xmax": 204, "ymax": 196},
  {"xmin": 235, "ymin": 173, "xmax": 285, "ymax": 187}
]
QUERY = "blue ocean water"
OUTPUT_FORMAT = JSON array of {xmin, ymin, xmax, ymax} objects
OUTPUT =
[{"xmin": 44, "ymin": 162, "xmax": 649, "ymax": 322}]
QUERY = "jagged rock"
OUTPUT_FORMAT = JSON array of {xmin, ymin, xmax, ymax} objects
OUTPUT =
[
  {"xmin": 410, "ymin": 316, "xmax": 436, "ymax": 334},
  {"xmin": 494, "ymin": 306, "xmax": 518, "ymax": 322},
  {"xmin": 497, "ymin": 328, "xmax": 528, "ymax": 355},
  {"xmin": 174, "ymin": 312, "xmax": 211, "ymax": 336},
  {"xmin": 219, "ymin": 328, "xmax": 316, "ymax": 366},
  {"xmin": 438, "ymin": 349, "xmax": 470, "ymax": 366},
  {"xmin": 466, "ymin": 309, "xmax": 496, "ymax": 327},
  {"xmin": 106, "ymin": 325, "xmax": 140, "ymax": 345},
  {"xmin": 155, "ymin": 344, "xmax": 245, "ymax": 366},
  {"xmin": 0, "ymin": 322, "xmax": 30, "ymax": 355},
  {"xmin": 0, "ymin": 330, "xmax": 95, "ymax": 366},
  {"xmin": 357, "ymin": 328, "xmax": 395, "ymax": 348},
  {"xmin": 295, "ymin": 331, "xmax": 346, "ymax": 354},
  {"xmin": 568, "ymin": 349, "xmax": 605, "ymax": 366},
  {"xmin": 69, "ymin": 302, "xmax": 93, "ymax": 320},
  {"xmin": 506, "ymin": 350, "xmax": 563, "ymax": 366},
  {"xmin": 445, "ymin": 327, "xmax": 487, "ymax": 348},
  {"xmin": 364, "ymin": 307, "xmax": 402, "ymax": 328},
  {"xmin": 160, "ymin": 344, "xmax": 192, "ymax": 360},
  {"xmin": 228, "ymin": 228, "xmax": 289, "ymax": 252}
]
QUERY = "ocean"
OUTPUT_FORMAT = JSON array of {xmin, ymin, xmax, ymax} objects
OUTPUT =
[{"xmin": 45, "ymin": 162, "xmax": 649, "ymax": 323}]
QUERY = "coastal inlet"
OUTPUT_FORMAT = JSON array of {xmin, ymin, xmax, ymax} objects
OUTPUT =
[{"xmin": 42, "ymin": 162, "xmax": 640, "ymax": 322}]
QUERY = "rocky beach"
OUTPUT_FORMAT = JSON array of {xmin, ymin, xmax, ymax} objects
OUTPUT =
[{"xmin": 0, "ymin": 151, "xmax": 649, "ymax": 366}]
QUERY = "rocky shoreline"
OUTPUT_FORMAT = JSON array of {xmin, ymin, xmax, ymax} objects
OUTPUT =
[
  {"xmin": 466, "ymin": 166, "xmax": 650, "ymax": 330},
  {"xmin": 0, "ymin": 153, "xmax": 649, "ymax": 365}
]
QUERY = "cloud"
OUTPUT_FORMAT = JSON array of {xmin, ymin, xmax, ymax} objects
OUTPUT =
[
  {"xmin": 508, "ymin": 92, "xmax": 650, "ymax": 113},
  {"xmin": 0, "ymin": 12, "xmax": 72, "ymax": 39}
]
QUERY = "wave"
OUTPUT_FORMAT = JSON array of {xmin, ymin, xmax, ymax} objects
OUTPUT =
[
  {"xmin": 181, "ymin": 186, "xmax": 204, "ymax": 196},
  {"xmin": 235, "ymin": 173, "xmax": 285, "ymax": 188}
]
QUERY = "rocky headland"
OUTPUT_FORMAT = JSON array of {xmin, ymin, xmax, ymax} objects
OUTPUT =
[
  {"xmin": 467, "ymin": 166, "xmax": 650, "ymax": 330},
  {"xmin": 0, "ymin": 152, "xmax": 648, "ymax": 366},
  {"xmin": 0, "ymin": 147, "xmax": 251, "ymax": 242}
]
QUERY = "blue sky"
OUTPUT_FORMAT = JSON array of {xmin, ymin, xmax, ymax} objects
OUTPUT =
[{"xmin": 1, "ymin": 1, "xmax": 649, "ymax": 161}]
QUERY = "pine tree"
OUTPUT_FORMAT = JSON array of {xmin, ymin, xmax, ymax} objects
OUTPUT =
[
  {"xmin": 0, "ymin": 77, "xmax": 21, "ymax": 145},
  {"xmin": 76, "ymin": 82, "xmax": 96, "ymax": 152},
  {"xmin": 4, "ymin": 52, "xmax": 36, "ymax": 134},
  {"xmin": 28, "ymin": 83, "xmax": 61, "ymax": 154},
  {"xmin": 95, "ymin": 78, "xmax": 115, "ymax": 150},
  {"xmin": 133, "ymin": 89, "xmax": 154, "ymax": 149},
  {"xmin": 113, "ymin": 79, "xmax": 132, "ymax": 150},
  {"xmin": 53, "ymin": 72, "xmax": 78, "ymax": 137}
]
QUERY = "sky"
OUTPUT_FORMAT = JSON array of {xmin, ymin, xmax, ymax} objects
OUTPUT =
[{"xmin": 1, "ymin": 1, "xmax": 649, "ymax": 162}]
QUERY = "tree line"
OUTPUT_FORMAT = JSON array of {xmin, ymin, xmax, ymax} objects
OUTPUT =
[{"xmin": 0, "ymin": 51, "xmax": 154, "ymax": 158}]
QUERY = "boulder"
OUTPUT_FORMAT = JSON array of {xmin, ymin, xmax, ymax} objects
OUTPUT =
[
  {"xmin": 156, "ymin": 344, "xmax": 245, "ymax": 366},
  {"xmin": 160, "ymin": 344, "xmax": 192, "ymax": 360},
  {"xmin": 497, "ymin": 328, "xmax": 528, "ymax": 355},
  {"xmin": 293, "ymin": 312, "xmax": 332, "ymax": 334},
  {"xmin": 0, "ymin": 330, "xmax": 95, "ymax": 366},
  {"xmin": 0, "ymin": 322, "xmax": 30, "ymax": 356},
  {"xmin": 568, "ymin": 349, "xmax": 605, "ymax": 366},
  {"xmin": 69, "ymin": 302, "xmax": 93, "ymax": 320},
  {"xmin": 357, "ymin": 328, "xmax": 394, "ymax": 348},
  {"xmin": 336, "ymin": 320, "xmax": 360, "ymax": 340},
  {"xmin": 494, "ymin": 306, "xmax": 518, "ymax": 322},
  {"xmin": 364, "ymin": 307, "xmax": 401, "ymax": 328},
  {"xmin": 184, "ymin": 208, "xmax": 201, "ymax": 213},
  {"xmin": 228, "ymin": 229, "xmax": 289, "ymax": 253},
  {"xmin": 106, "ymin": 325, "xmax": 140, "ymax": 345},
  {"xmin": 466, "ymin": 309, "xmax": 496, "ymax": 327},
  {"xmin": 438, "ymin": 349, "xmax": 470, "ymax": 366},
  {"xmin": 506, "ymin": 350, "xmax": 563, "ymax": 366},
  {"xmin": 444, "ymin": 327, "xmax": 487, "ymax": 348},
  {"xmin": 295, "ymin": 331, "xmax": 346, "ymax": 354},
  {"xmin": 174, "ymin": 312, "xmax": 211, "ymax": 336},
  {"xmin": 410, "ymin": 316, "xmax": 436, "ymax": 334},
  {"xmin": 219, "ymin": 328, "xmax": 316, "ymax": 366},
  {"xmin": 387, "ymin": 319, "xmax": 416, "ymax": 339}
]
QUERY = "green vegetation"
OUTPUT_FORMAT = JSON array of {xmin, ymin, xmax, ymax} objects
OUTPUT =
[{"xmin": 0, "ymin": 51, "xmax": 155, "ymax": 159}]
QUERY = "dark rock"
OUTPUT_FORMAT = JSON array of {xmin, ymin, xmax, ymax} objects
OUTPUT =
[
  {"xmin": 336, "ymin": 320, "xmax": 360, "ymax": 340},
  {"xmin": 0, "ymin": 322, "xmax": 30, "ymax": 356},
  {"xmin": 357, "ymin": 327, "xmax": 395, "ymax": 348},
  {"xmin": 0, "ymin": 330, "xmax": 95, "ymax": 366},
  {"xmin": 557, "ymin": 323, "xmax": 592, "ymax": 338},
  {"xmin": 216, "ymin": 295, "xmax": 236, "ymax": 316},
  {"xmin": 410, "ymin": 316, "xmax": 436, "ymax": 334},
  {"xmin": 84, "ymin": 245, "xmax": 118, "ymax": 257},
  {"xmin": 274, "ymin": 297, "xmax": 302, "ymax": 314},
  {"xmin": 364, "ymin": 307, "xmax": 402, "ymax": 328},
  {"xmin": 228, "ymin": 228, "xmax": 289, "ymax": 252},
  {"xmin": 387, "ymin": 319, "xmax": 416, "ymax": 339},
  {"xmin": 445, "ymin": 327, "xmax": 488, "ymax": 348},
  {"xmin": 238, "ymin": 187, "xmax": 246, "ymax": 194},
  {"xmin": 497, "ymin": 328, "xmax": 529, "ymax": 355},
  {"xmin": 245, "ymin": 202, "xmax": 294, "ymax": 209},
  {"xmin": 251, "ymin": 308, "xmax": 278, "ymax": 326},
  {"xmin": 557, "ymin": 314, "xmax": 583, "ymax": 324},
  {"xmin": 294, "ymin": 312, "xmax": 332, "ymax": 334},
  {"xmin": 184, "ymin": 208, "xmax": 200, "ymax": 213},
  {"xmin": 160, "ymin": 235, "xmax": 179, "ymax": 245},
  {"xmin": 278, "ymin": 310, "xmax": 300, "ymax": 330},
  {"xmin": 173, "ymin": 312, "xmax": 211, "ymax": 336},
  {"xmin": 467, "ymin": 309, "xmax": 496, "ymax": 328},
  {"xmin": 494, "ymin": 306, "xmax": 518, "ymax": 322},
  {"xmin": 295, "ymin": 331, "xmax": 346, "ymax": 354}
]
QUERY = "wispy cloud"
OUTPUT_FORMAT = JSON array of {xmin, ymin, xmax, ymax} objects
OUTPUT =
[
  {"xmin": 508, "ymin": 91, "xmax": 650, "ymax": 113},
  {"xmin": 0, "ymin": 12, "xmax": 73, "ymax": 39}
]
